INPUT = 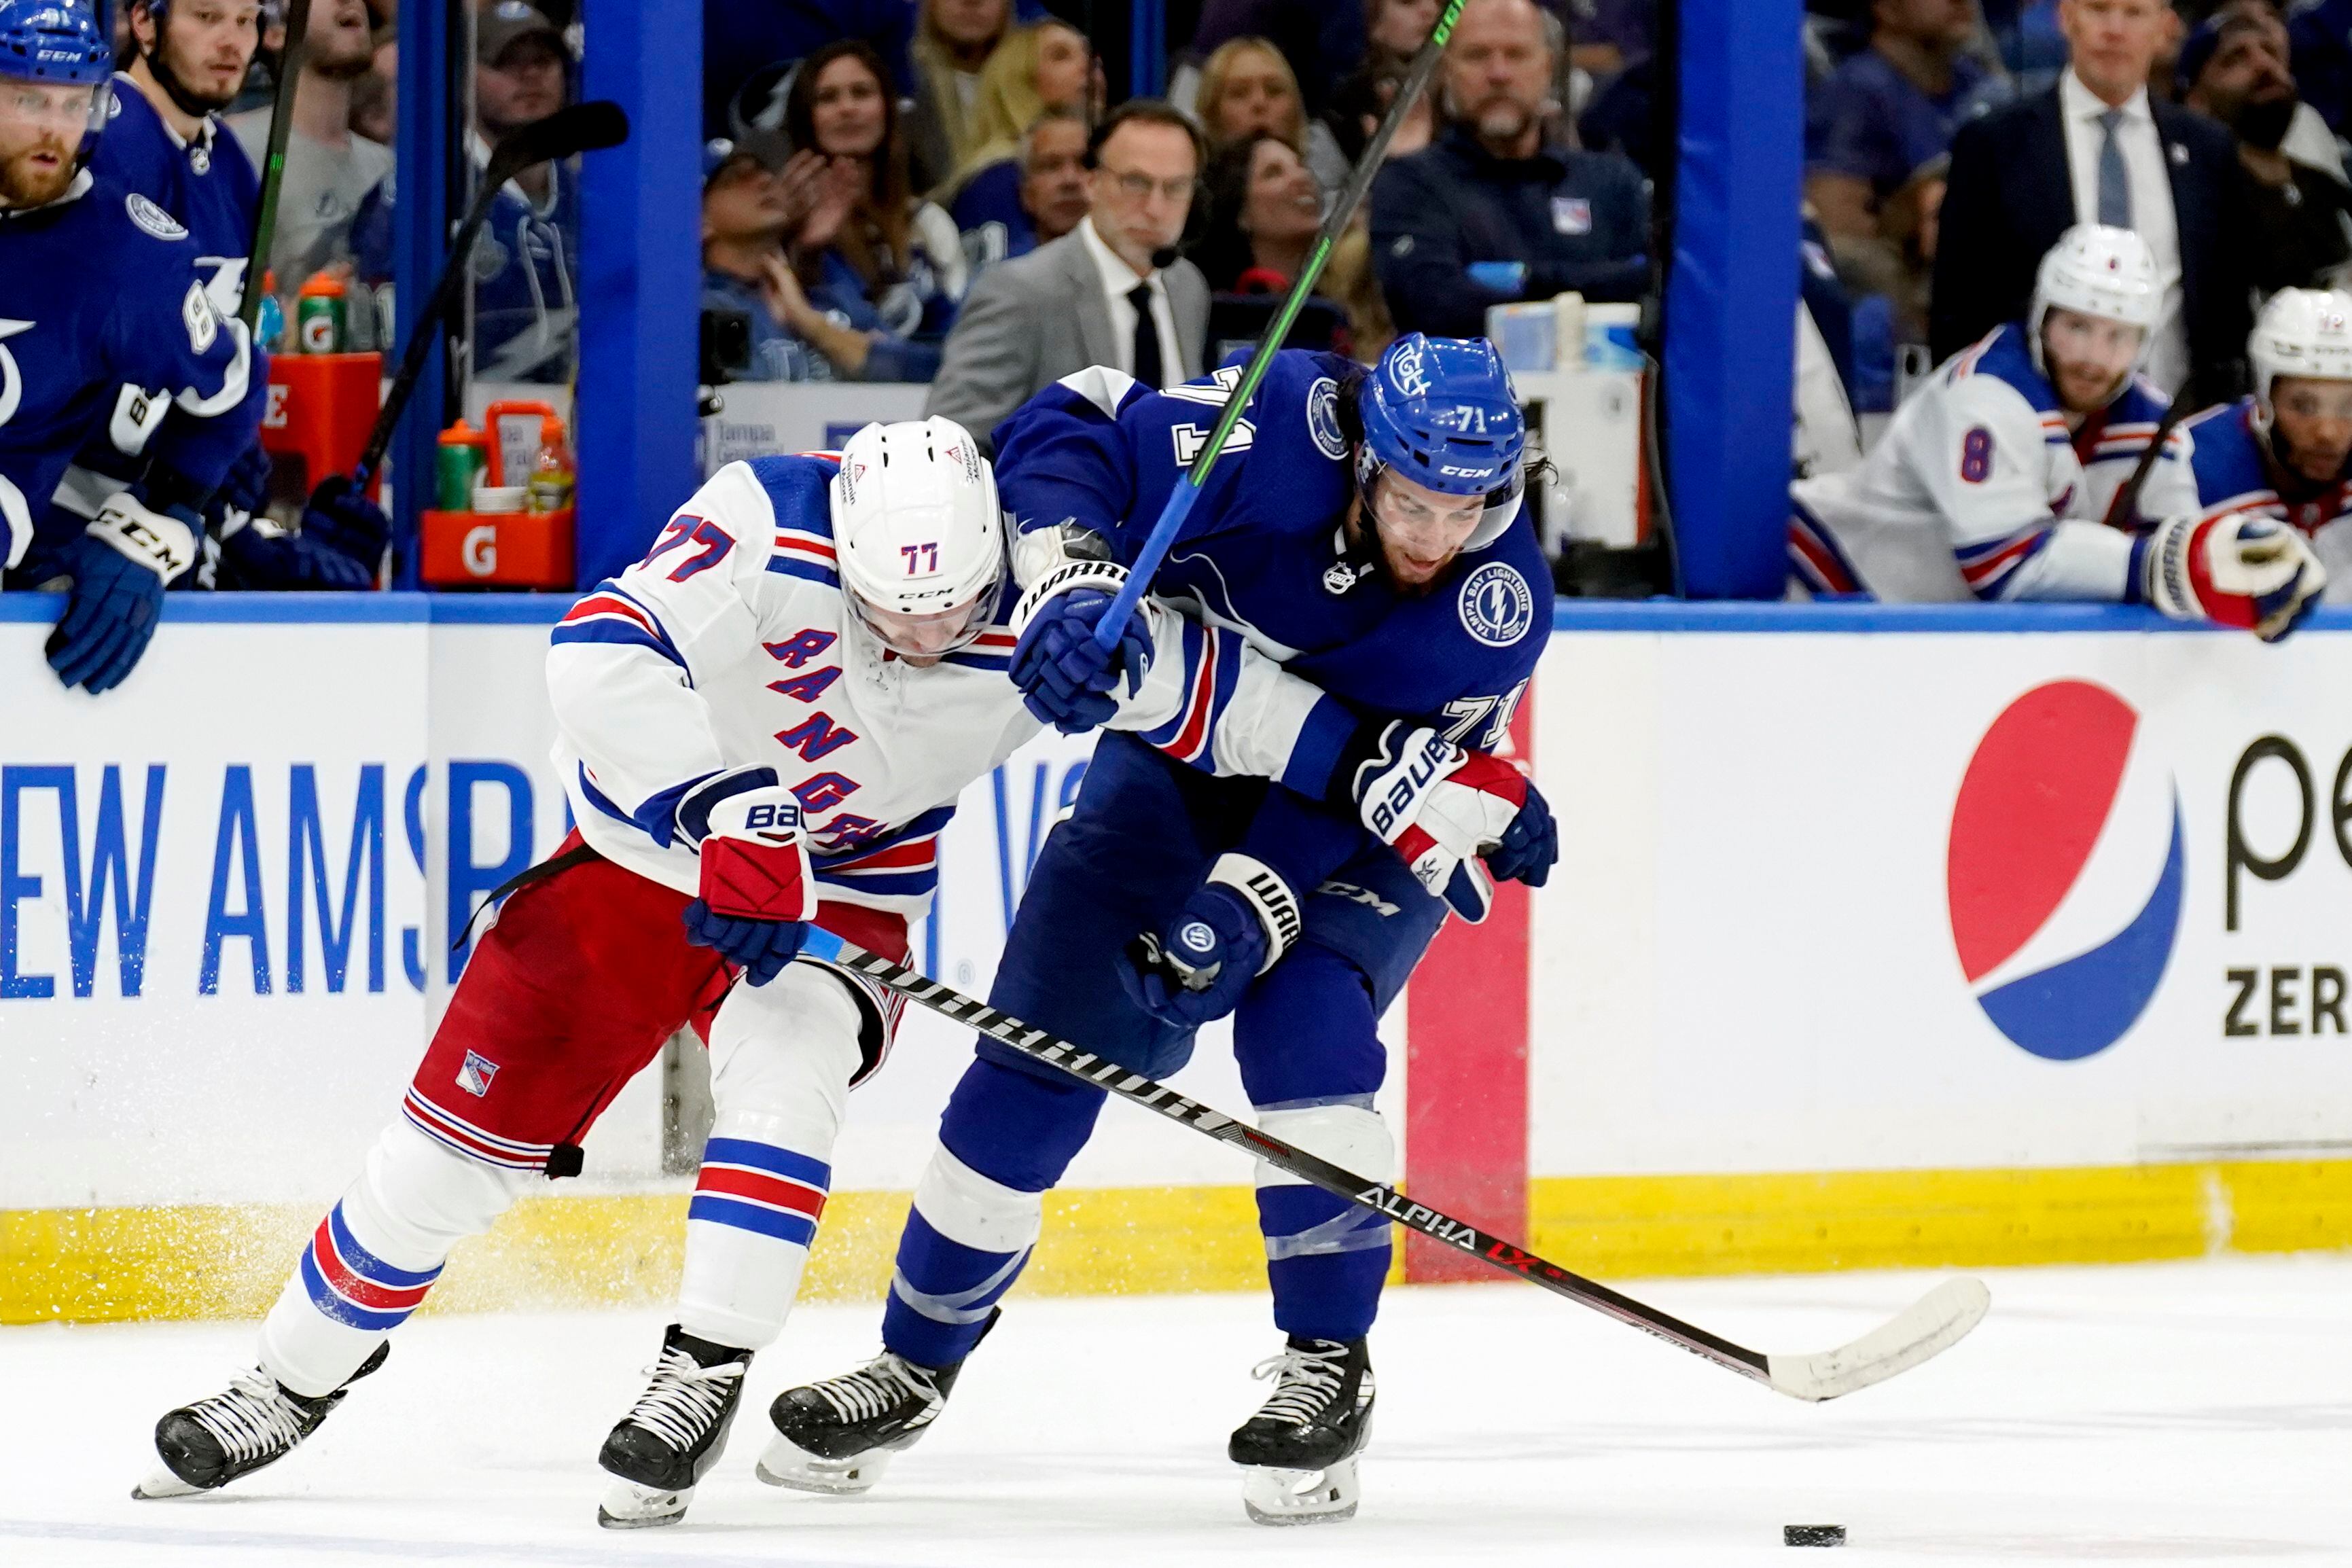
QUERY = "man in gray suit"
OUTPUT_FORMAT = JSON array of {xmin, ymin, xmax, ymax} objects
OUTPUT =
[{"xmin": 926, "ymin": 101, "xmax": 1211, "ymax": 452}]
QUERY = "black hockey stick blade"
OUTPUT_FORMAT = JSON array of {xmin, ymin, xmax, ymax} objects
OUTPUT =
[
  {"xmin": 829, "ymin": 943, "xmax": 1991, "ymax": 1402},
  {"xmin": 488, "ymin": 100, "xmax": 630, "ymax": 186}
]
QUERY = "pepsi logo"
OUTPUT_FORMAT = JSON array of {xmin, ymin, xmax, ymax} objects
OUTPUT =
[{"xmin": 1947, "ymin": 681, "xmax": 2184, "ymax": 1061}]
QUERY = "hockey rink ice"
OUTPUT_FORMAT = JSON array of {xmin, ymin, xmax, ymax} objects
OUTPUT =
[{"xmin": 5, "ymin": 1255, "xmax": 2345, "ymax": 1567}]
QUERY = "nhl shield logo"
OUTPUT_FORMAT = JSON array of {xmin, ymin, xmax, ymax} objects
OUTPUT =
[{"xmin": 457, "ymin": 1052, "xmax": 500, "ymax": 1098}]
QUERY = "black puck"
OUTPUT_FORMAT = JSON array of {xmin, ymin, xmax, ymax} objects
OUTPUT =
[{"xmin": 1784, "ymin": 1525, "xmax": 1847, "ymax": 1548}]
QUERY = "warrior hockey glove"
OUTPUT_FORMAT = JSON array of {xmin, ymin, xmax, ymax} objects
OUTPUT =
[
  {"xmin": 1010, "ymin": 544, "xmax": 1150, "ymax": 733},
  {"xmin": 1332, "ymin": 720, "xmax": 1558, "ymax": 923},
  {"xmin": 1122, "ymin": 854, "xmax": 1302, "ymax": 1027},
  {"xmin": 46, "ymin": 492, "xmax": 198, "ymax": 694},
  {"xmin": 677, "ymin": 768, "xmax": 819, "ymax": 986},
  {"xmin": 2135, "ymin": 512, "xmax": 2326, "ymax": 642}
]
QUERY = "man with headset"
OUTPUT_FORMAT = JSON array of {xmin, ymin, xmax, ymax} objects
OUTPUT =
[{"xmin": 924, "ymin": 99, "xmax": 1210, "ymax": 454}]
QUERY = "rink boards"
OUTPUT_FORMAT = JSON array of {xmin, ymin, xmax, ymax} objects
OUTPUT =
[{"xmin": 3, "ymin": 597, "xmax": 2351, "ymax": 1322}]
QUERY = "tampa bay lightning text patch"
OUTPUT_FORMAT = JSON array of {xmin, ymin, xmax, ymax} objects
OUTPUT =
[{"xmin": 1458, "ymin": 562, "xmax": 1535, "ymax": 646}]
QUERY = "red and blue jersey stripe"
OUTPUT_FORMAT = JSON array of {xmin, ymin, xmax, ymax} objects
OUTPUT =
[
  {"xmin": 689, "ymin": 1137, "xmax": 830, "ymax": 1247},
  {"xmin": 1953, "ymin": 522, "xmax": 2054, "ymax": 598},
  {"xmin": 551, "ymin": 581, "xmax": 685, "ymax": 669},
  {"xmin": 1140, "ymin": 618, "xmax": 1241, "ymax": 766},
  {"xmin": 298, "ymin": 1201, "xmax": 443, "ymax": 1332},
  {"xmin": 813, "ymin": 804, "xmax": 956, "ymax": 902}
]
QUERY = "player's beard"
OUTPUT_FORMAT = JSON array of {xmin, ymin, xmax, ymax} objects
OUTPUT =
[
  {"xmin": 0, "ymin": 137, "xmax": 77, "ymax": 209},
  {"xmin": 150, "ymin": 42, "xmax": 243, "ymax": 117}
]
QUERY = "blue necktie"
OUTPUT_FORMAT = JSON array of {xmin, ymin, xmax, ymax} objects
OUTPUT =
[{"xmin": 2097, "ymin": 107, "xmax": 2132, "ymax": 228}]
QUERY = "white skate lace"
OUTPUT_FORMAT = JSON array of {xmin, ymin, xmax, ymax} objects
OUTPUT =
[
  {"xmin": 809, "ymin": 1353, "xmax": 933, "ymax": 1425},
  {"xmin": 1249, "ymin": 1344, "xmax": 1349, "ymax": 1429},
  {"xmin": 187, "ymin": 1369, "xmax": 310, "ymax": 1465},
  {"xmin": 624, "ymin": 1346, "xmax": 747, "ymax": 1453}
]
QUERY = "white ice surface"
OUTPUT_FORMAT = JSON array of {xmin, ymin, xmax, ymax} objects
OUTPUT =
[{"xmin": 6, "ymin": 1256, "xmax": 2349, "ymax": 1567}]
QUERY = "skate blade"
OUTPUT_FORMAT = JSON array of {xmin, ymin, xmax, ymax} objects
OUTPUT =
[
  {"xmin": 753, "ymin": 1433, "xmax": 893, "ymax": 1495},
  {"xmin": 1240, "ymin": 1458, "xmax": 1360, "ymax": 1527},
  {"xmin": 130, "ymin": 1465, "xmax": 204, "ymax": 1501},
  {"xmin": 596, "ymin": 1477, "xmax": 692, "ymax": 1529}
]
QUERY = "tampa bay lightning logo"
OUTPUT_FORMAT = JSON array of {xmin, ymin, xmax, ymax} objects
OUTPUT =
[
  {"xmin": 126, "ymin": 193, "xmax": 188, "ymax": 241},
  {"xmin": 1306, "ymin": 376, "xmax": 1346, "ymax": 461},
  {"xmin": 1179, "ymin": 921, "xmax": 1216, "ymax": 953},
  {"xmin": 1457, "ymin": 563, "xmax": 1534, "ymax": 647}
]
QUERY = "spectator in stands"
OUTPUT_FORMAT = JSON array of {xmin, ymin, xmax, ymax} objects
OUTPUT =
[
  {"xmin": 349, "ymin": 22, "xmax": 395, "ymax": 147},
  {"xmin": 1370, "ymin": 0, "xmax": 1648, "ymax": 338},
  {"xmin": 1194, "ymin": 35, "xmax": 1351, "ymax": 192},
  {"xmin": 1931, "ymin": 0, "xmax": 2257, "ymax": 402},
  {"xmin": 781, "ymin": 39, "xmax": 969, "ymax": 381},
  {"xmin": 228, "ymin": 0, "xmax": 386, "ymax": 317},
  {"xmin": 1336, "ymin": 12, "xmax": 1439, "ymax": 164},
  {"xmin": 950, "ymin": 105, "xmax": 1093, "ymax": 274},
  {"xmin": 2287, "ymin": 0, "xmax": 2352, "ymax": 140},
  {"xmin": 1806, "ymin": 0, "xmax": 1989, "ymax": 302},
  {"xmin": 2180, "ymin": 8, "xmax": 2352, "ymax": 289},
  {"xmin": 925, "ymin": 101, "xmax": 1209, "ymax": 450},
  {"xmin": 908, "ymin": 0, "xmax": 1012, "ymax": 194},
  {"xmin": 940, "ymin": 17, "xmax": 1095, "ymax": 214},
  {"xmin": 703, "ymin": 0, "xmax": 916, "ymax": 141},
  {"xmin": 1179, "ymin": 0, "xmax": 1369, "ymax": 120},
  {"xmin": 1197, "ymin": 131, "xmax": 1394, "ymax": 359},
  {"xmin": 700, "ymin": 137, "xmax": 847, "ymax": 381}
]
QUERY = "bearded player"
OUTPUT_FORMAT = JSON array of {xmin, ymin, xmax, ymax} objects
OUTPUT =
[
  {"xmin": 765, "ymin": 336, "xmax": 1558, "ymax": 1526},
  {"xmin": 1787, "ymin": 224, "xmax": 2324, "ymax": 638}
]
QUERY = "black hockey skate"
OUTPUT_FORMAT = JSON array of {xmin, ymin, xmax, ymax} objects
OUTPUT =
[
  {"xmin": 1228, "ymin": 1336, "xmax": 1375, "ymax": 1525},
  {"xmin": 596, "ymin": 1324, "xmax": 753, "ymax": 1529},
  {"xmin": 132, "ymin": 1342, "xmax": 390, "ymax": 1499},
  {"xmin": 755, "ymin": 1348, "xmax": 967, "ymax": 1495}
]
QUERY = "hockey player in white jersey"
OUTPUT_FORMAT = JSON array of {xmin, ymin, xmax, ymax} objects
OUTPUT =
[
  {"xmin": 133, "ymin": 420, "xmax": 1478, "ymax": 1528},
  {"xmin": 1788, "ymin": 224, "xmax": 2325, "ymax": 639},
  {"xmin": 2182, "ymin": 287, "xmax": 2352, "ymax": 599}
]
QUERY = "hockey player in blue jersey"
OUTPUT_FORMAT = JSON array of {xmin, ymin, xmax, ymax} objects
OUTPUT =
[
  {"xmin": 764, "ymin": 336, "xmax": 1558, "ymax": 1525},
  {"xmin": 0, "ymin": 0, "xmax": 268, "ymax": 692},
  {"xmin": 59, "ymin": 0, "xmax": 389, "ymax": 590},
  {"xmin": 2182, "ymin": 288, "xmax": 2352, "ymax": 600}
]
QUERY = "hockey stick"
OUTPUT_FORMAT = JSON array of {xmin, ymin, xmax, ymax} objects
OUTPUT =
[
  {"xmin": 827, "ymin": 942, "xmax": 1991, "ymax": 1402},
  {"xmin": 1088, "ymin": 0, "xmax": 1472, "ymax": 654},
  {"xmin": 350, "ymin": 100, "xmax": 630, "ymax": 491},
  {"xmin": 238, "ymin": 0, "xmax": 312, "ymax": 334},
  {"xmin": 2099, "ymin": 377, "xmax": 2198, "ymax": 531}
]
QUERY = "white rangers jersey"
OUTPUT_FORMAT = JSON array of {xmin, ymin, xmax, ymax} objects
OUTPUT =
[
  {"xmin": 1788, "ymin": 325, "xmax": 2196, "ymax": 603},
  {"xmin": 2184, "ymin": 397, "xmax": 2352, "ymax": 602},
  {"xmin": 546, "ymin": 455, "xmax": 1336, "ymax": 917}
]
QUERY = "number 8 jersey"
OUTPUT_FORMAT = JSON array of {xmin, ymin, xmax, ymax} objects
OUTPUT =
[{"xmin": 1787, "ymin": 323, "xmax": 2198, "ymax": 603}]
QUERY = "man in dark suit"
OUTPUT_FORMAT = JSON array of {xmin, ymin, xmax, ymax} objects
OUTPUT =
[{"xmin": 1931, "ymin": 0, "xmax": 2258, "ymax": 404}]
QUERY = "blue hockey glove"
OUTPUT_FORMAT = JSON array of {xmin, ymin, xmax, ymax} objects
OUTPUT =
[
  {"xmin": 1120, "ymin": 855, "xmax": 1302, "ymax": 1028},
  {"xmin": 1010, "ymin": 588, "xmax": 1151, "ymax": 733},
  {"xmin": 302, "ymin": 474, "xmax": 391, "ymax": 573},
  {"xmin": 214, "ymin": 442, "xmax": 274, "ymax": 521},
  {"xmin": 217, "ymin": 514, "xmax": 378, "ymax": 588},
  {"xmin": 46, "ymin": 493, "xmax": 197, "ymax": 694},
  {"xmin": 677, "ymin": 768, "xmax": 817, "ymax": 986}
]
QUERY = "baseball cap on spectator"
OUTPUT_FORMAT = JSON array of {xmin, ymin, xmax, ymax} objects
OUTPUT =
[
  {"xmin": 702, "ymin": 129, "xmax": 787, "ymax": 188},
  {"xmin": 2175, "ymin": 16, "xmax": 2226, "ymax": 97},
  {"xmin": 477, "ymin": 0, "xmax": 563, "ymax": 67}
]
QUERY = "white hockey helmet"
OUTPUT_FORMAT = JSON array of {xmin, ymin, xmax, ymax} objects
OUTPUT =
[
  {"xmin": 830, "ymin": 418, "xmax": 1006, "ymax": 656},
  {"xmin": 2029, "ymin": 224, "xmax": 2160, "ymax": 374},
  {"xmin": 2249, "ymin": 287, "xmax": 2352, "ymax": 428}
]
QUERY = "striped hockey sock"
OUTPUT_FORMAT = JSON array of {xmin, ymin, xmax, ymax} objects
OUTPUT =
[{"xmin": 677, "ymin": 1137, "xmax": 831, "ymax": 1351}]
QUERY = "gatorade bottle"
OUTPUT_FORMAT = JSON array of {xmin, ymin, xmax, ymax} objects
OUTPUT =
[
  {"xmin": 255, "ymin": 268, "xmax": 285, "ymax": 353},
  {"xmin": 527, "ymin": 416, "xmax": 575, "ymax": 514},
  {"xmin": 295, "ymin": 271, "xmax": 346, "ymax": 354},
  {"xmin": 436, "ymin": 421, "xmax": 490, "ymax": 511}
]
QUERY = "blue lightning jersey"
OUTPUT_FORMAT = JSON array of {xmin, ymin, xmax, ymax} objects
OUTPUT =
[
  {"xmin": 996, "ymin": 351, "xmax": 1551, "ymax": 766},
  {"xmin": 92, "ymin": 77, "xmax": 260, "ymax": 317},
  {"xmin": 0, "ymin": 174, "xmax": 262, "ymax": 580}
]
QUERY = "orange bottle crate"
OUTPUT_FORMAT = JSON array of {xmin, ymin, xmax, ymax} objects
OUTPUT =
[{"xmin": 419, "ymin": 508, "xmax": 575, "ymax": 589}]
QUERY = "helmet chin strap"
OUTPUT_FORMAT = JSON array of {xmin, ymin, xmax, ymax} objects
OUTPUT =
[{"xmin": 145, "ymin": 41, "xmax": 238, "ymax": 122}]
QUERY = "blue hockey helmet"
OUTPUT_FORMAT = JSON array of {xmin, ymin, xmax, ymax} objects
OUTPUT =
[
  {"xmin": 0, "ymin": 0, "xmax": 115, "ymax": 88},
  {"xmin": 1356, "ymin": 334, "xmax": 1528, "ymax": 550}
]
